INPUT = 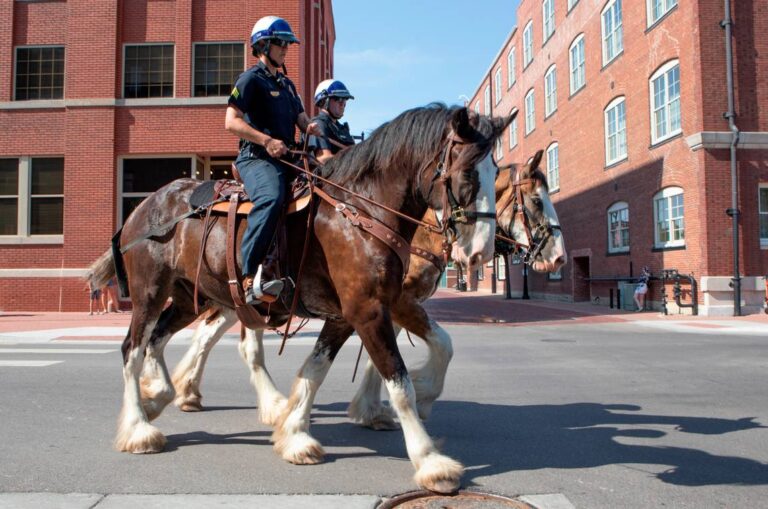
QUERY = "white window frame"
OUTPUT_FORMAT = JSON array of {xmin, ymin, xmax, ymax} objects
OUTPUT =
[
  {"xmin": 647, "ymin": 0, "xmax": 677, "ymax": 26},
  {"xmin": 546, "ymin": 142, "xmax": 560, "ymax": 192},
  {"xmin": 607, "ymin": 201, "xmax": 630, "ymax": 253},
  {"xmin": 759, "ymin": 184, "xmax": 768, "ymax": 248},
  {"xmin": 0, "ymin": 156, "xmax": 64, "ymax": 244},
  {"xmin": 484, "ymin": 84, "xmax": 491, "ymax": 114},
  {"xmin": 494, "ymin": 68, "xmax": 502, "ymax": 105},
  {"xmin": 542, "ymin": 0, "xmax": 555, "ymax": 43},
  {"xmin": 525, "ymin": 89, "xmax": 535, "ymax": 135},
  {"xmin": 474, "ymin": 100, "xmax": 480, "ymax": 115},
  {"xmin": 523, "ymin": 20, "xmax": 534, "ymax": 68},
  {"xmin": 509, "ymin": 116, "xmax": 518, "ymax": 150},
  {"xmin": 568, "ymin": 0, "xmax": 580, "ymax": 10},
  {"xmin": 495, "ymin": 138, "xmax": 503, "ymax": 161},
  {"xmin": 118, "ymin": 155, "xmax": 197, "ymax": 227},
  {"xmin": 544, "ymin": 65, "xmax": 557, "ymax": 117},
  {"xmin": 601, "ymin": 0, "xmax": 623, "ymax": 66},
  {"xmin": 604, "ymin": 96, "xmax": 627, "ymax": 165},
  {"xmin": 569, "ymin": 34, "xmax": 586, "ymax": 95},
  {"xmin": 653, "ymin": 186, "xmax": 685, "ymax": 248},
  {"xmin": 650, "ymin": 60, "xmax": 682, "ymax": 145},
  {"xmin": 507, "ymin": 46, "xmax": 516, "ymax": 88}
]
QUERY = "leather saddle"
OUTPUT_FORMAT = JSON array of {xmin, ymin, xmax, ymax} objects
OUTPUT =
[{"xmin": 189, "ymin": 175, "xmax": 311, "ymax": 216}]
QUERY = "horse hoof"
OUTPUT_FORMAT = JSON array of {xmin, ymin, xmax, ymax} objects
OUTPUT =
[
  {"xmin": 414, "ymin": 453, "xmax": 464, "ymax": 494},
  {"xmin": 365, "ymin": 414, "xmax": 400, "ymax": 431},
  {"xmin": 115, "ymin": 422, "xmax": 167, "ymax": 454},
  {"xmin": 275, "ymin": 432, "xmax": 325, "ymax": 465},
  {"xmin": 178, "ymin": 400, "xmax": 203, "ymax": 412}
]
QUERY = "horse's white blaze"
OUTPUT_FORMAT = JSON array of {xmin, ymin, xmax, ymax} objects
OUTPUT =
[
  {"xmin": 238, "ymin": 327, "xmax": 287, "ymax": 426},
  {"xmin": 538, "ymin": 185, "xmax": 567, "ymax": 266},
  {"xmin": 455, "ymin": 153, "xmax": 497, "ymax": 267}
]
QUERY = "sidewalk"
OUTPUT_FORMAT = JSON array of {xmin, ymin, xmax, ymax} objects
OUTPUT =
[{"xmin": 1, "ymin": 288, "xmax": 765, "ymax": 337}]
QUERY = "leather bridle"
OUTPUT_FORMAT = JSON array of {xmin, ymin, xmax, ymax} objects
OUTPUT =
[{"xmin": 496, "ymin": 166, "xmax": 561, "ymax": 265}]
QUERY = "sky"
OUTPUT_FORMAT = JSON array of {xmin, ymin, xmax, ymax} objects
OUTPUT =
[{"xmin": 332, "ymin": 0, "xmax": 521, "ymax": 137}]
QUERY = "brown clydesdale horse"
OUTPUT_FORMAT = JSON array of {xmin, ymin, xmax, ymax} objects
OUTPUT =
[
  {"xmin": 168, "ymin": 149, "xmax": 567, "ymax": 433},
  {"xmin": 89, "ymin": 104, "xmax": 513, "ymax": 493}
]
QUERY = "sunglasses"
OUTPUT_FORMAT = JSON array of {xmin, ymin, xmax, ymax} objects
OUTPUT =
[
  {"xmin": 270, "ymin": 39, "xmax": 291, "ymax": 48},
  {"xmin": 329, "ymin": 97, "xmax": 349, "ymax": 103}
]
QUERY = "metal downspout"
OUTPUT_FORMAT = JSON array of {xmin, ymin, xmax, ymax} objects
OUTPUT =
[{"xmin": 721, "ymin": 0, "xmax": 741, "ymax": 316}]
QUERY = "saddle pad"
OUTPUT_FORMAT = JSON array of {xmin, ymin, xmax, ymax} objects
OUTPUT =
[
  {"xmin": 190, "ymin": 179, "xmax": 311, "ymax": 216},
  {"xmin": 210, "ymin": 194, "xmax": 312, "ymax": 216}
]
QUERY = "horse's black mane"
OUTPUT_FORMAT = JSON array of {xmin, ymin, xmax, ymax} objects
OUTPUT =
[{"xmin": 320, "ymin": 103, "xmax": 496, "ymax": 187}]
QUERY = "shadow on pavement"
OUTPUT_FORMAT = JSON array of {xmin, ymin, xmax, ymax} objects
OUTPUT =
[{"xmin": 313, "ymin": 401, "xmax": 768, "ymax": 487}]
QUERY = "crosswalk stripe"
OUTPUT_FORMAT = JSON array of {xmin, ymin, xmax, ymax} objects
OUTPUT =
[
  {"xmin": 0, "ymin": 360, "xmax": 63, "ymax": 367},
  {"xmin": 0, "ymin": 348, "xmax": 116, "ymax": 354}
]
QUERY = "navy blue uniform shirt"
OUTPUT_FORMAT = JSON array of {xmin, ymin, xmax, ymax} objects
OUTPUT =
[
  {"xmin": 311, "ymin": 110, "xmax": 355, "ymax": 154},
  {"xmin": 228, "ymin": 61, "xmax": 304, "ymax": 153}
]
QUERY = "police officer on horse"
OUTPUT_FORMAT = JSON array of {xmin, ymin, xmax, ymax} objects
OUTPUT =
[
  {"xmin": 225, "ymin": 16, "xmax": 321, "ymax": 304},
  {"xmin": 310, "ymin": 79, "xmax": 355, "ymax": 163}
]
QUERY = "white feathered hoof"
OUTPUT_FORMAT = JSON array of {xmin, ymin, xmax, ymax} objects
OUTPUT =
[
  {"xmin": 259, "ymin": 396, "xmax": 288, "ymax": 427},
  {"xmin": 273, "ymin": 431, "xmax": 325, "ymax": 465},
  {"xmin": 365, "ymin": 412, "xmax": 400, "ymax": 431},
  {"xmin": 414, "ymin": 453, "xmax": 464, "ymax": 494},
  {"xmin": 114, "ymin": 421, "xmax": 167, "ymax": 454}
]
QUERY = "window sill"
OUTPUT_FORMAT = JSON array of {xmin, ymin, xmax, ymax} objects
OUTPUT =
[
  {"xmin": 507, "ymin": 82, "xmax": 516, "ymax": 91},
  {"xmin": 549, "ymin": 187, "xmax": 560, "ymax": 195},
  {"xmin": 601, "ymin": 51, "xmax": 624, "ymax": 72},
  {"xmin": 652, "ymin": 243, "xmax": 685, "ymax": 252},
  {"xmin": 604, "ymin": 156, "xmax": 628, "ymax": 170},
  {"xmin": 542, "ymin": 32, "xmax": 555, "ymax": 48},
  {"xmin": 0, "ymin": 235, "xmax": 64, "ymax": 245},
  {"xmin": 567, "ymin": 1, "xmax": 579, "ymax": 15},
  {"xmin": 645, "ymin": 4, "xmax": 678, "ymax": 33},
  {"xmin": 650, "ymin": 131, "xmax": 683, "ymax": 150},
  {"xmin": 569, "ymin": 84, "xmax": 586, "ymax": 100},
  {"xmin": 523, "ymin": 61, "xmax": 533, "ymax": 71},
  {"xmin": 606, "ymin": 249, "xmax": 630, "ymax": 257},
  {"xmin": 544, "ymin": 109, "xmax": 557, "ymax": 120}
]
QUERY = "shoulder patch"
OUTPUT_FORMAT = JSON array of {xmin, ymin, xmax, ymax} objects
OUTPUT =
[
  {"xmin": 231, "ymin": 87, "xmax": 240, "ymax": 99},
  {"xmin": 270, "ymin": 91, "xmax": 280, "ymax": 97}
]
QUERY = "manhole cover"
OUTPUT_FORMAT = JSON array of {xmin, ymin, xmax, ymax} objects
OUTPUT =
[{"xmin": 378, "ymin": 490, "xmax": 536, "ymax": 509}]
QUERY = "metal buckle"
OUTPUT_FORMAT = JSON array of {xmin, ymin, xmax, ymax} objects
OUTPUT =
[{"xmin": 452, "ymin": 207, "xmax": 467, "ymax": 223}]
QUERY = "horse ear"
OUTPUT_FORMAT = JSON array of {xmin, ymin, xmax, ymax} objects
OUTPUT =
[
  {"xmin": 451, "ymin": 107, "xmax": 474, "ymax": 139},
  {"xmin": 529, "ymin": 149, "xmax": 544, "ymax": 170},
  {"xmin": 490, "ymin": 108, "xmax": 518, "ymax": 138}
]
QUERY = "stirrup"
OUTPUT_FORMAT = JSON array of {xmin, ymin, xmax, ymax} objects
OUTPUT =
[{"xmin": 246, "ymin": 279, "xmax": 284, "ymax": 305}]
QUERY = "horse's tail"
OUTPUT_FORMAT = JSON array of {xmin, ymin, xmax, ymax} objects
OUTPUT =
[
  {"xmin": 85, "ymin": 249, "xmax": 115, "ymax": 290},
  {"xmin": 111, "ymin": 228, "xmax": 130, "ymax": 298}
]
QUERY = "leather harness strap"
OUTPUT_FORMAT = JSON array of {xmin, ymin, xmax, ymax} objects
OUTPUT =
[
  {"xmin": 225, "ymin": 193, "xmax": 268, "ymax": 329},
  {"xmin": 313, "ymin": 186, "xmax": 411, "ymax": 273},
  {"xmin": 410, "ymin": 245, "xmax": 446, "ymax": 272}
]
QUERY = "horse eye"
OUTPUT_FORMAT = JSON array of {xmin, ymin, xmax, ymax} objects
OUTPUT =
[{"xmin": 531, "ymin": 197, "xmax": 543, "ymax": 207}]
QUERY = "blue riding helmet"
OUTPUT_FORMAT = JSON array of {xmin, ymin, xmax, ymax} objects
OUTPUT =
[
  {"xmin": 314, "ymin": 79, "xmax": 355, "ymax": 106},
  {"xmin": 250, "ymin": 16, "xmax": 300, "ymax": 46}
]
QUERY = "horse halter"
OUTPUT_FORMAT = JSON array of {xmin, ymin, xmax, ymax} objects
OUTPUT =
[
  {"xmin": 423, "ymin": 130, "xmax": 496, "ymax": 243},
  {"xmin": 497, "ymin": 166, "xmax": 561, "ymax": 265}
]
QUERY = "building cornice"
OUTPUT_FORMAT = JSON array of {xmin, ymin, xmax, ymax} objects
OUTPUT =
[
  {"xmin": 0, "ymin": 269, "xmax": 88, "ymax": 278},
  {"xmin": 686, "ymin": 131, "xmax": 768, "ymax": 151}
]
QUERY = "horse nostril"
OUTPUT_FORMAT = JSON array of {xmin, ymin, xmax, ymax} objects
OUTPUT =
[{"xmin": 554, "ymin": 255, "xmax": 566, "ymax": 267}]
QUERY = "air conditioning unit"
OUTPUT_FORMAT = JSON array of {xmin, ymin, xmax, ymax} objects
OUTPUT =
[{"xmin": 618, "ymin": 282, "xmax": 641, "ymax": 311}]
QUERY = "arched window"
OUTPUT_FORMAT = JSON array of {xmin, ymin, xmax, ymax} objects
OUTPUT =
[
  {"xmin": 546, "ymin": 142, "xmax": 560, "ymax": 192},
  {"xmin": 542, "ymin": 0, "xmax": 555, "ymax": 42},
  {"xmin": 544, "ymin": 65, "xmax": 557, "ymax": 117},
  {"xmin": 653, "ymin": 186, "xmax": 684, "ymax": 248},
  {"xmin": 569, "ymin": 34, "xmax": 586, "ymax": 94},
  {"xmin": 523, "ymin": 20, "xmax": 534, "ymax": 67},
  {"xmin": 525, "ymin": 89, "xmax": 536, "ymax": 134},
  {"xmin": 604, "ymin": 96, "xmax": 627, "ymax": 165},
  {"xmin": 649, "ymin": 59, "xmax": 681, "ymax": 144},
  {"xmin": 607, "ymin": 201, "xmax": 630, "ymax": 253},
  {"xmin": 601, "ymin": 0, "xmax": 623, "ymax": 65}
]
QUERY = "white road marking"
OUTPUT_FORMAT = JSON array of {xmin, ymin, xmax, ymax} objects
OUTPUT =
[
  {"xmin": 0, "ymin": 360, "xmax": 63, "ymax": 367},
  {"xmin": 0, "ymin": 348, "xmax": 116, "ymax": 354}
]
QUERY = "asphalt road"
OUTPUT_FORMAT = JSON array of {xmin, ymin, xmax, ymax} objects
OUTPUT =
[{"xmin": 1, "ymin": 319, "xmax": 767, "ymax": 508}]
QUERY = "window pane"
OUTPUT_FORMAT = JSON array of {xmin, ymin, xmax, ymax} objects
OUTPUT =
[
  {"xmin": 122, "ymin": 196, "xmax": 146, "ymax": 224},
  {"xmin": 123, "ymin": 158, "xmax": 191, "ymax": 193},
  {"xmin": 30, "ymin": 197, "xmax": 63, "ymax": 234},
  {"xmin": 760, "ymin": 188, "xmax": 768, "ymax": 212},
  {"xmin": 0, "ymin": 198, "xmax": 18, "ymax": 235},
  {"xmin": 0, "ymin": 159, "xmax": 19, "ymax": 195},
  {"xmin": 124, "ymin": 45, "xmax": 174, "ymax": 98},
  {"xmin": 15, "ymin": 46, "xmax": 65, "ymax": 101},
  {"xmin": 193, "ymin": 43, "xmax": 244, "ymax": 97},
  {"xmin": 31, "ymin": 158, "xmax": 64, "ymax": 195}
]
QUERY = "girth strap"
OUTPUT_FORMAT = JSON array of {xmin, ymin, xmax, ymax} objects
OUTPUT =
[
  {"xmin": 225, "ymin": 193, "xmax": 268, "ymax": 329},
  {"xmin": 313, "ymin": 186, "xmax": 411, "ymax": 273}
]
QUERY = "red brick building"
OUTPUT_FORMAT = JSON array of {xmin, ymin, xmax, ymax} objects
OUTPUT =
[
  {"xmin": 0, "ymin": 0, "xmax": 334, "ymax": 311},
  {"xmin": 469, "ymin": 0, "xmax": 768, "ymax": 315}
]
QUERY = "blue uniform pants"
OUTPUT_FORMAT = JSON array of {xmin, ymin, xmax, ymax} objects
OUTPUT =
[{"xmin": 235, "ymin": 155, "xmax": 288, "ymax": 276}]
